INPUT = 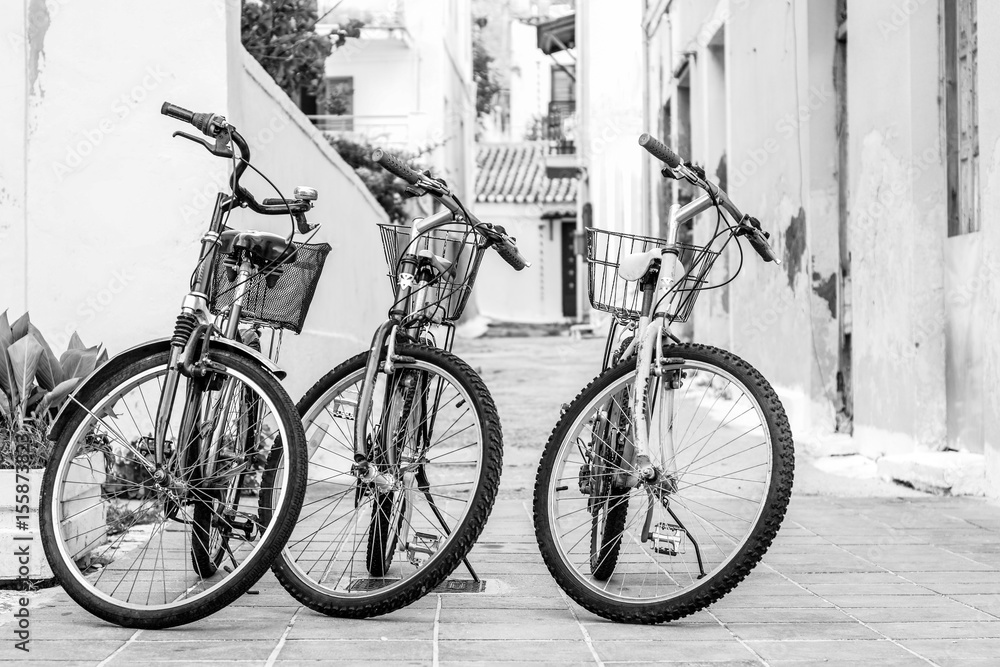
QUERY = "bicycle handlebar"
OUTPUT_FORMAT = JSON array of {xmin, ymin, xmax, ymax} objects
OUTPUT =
[
  {"xmin": 638, "ymin": 133, "xmax": 681, "ymax": 169},
  {"xmin": 161, "ymin": 102, "xmax": 222, "ymax": 138},
  {"xmin": 638, "ymin": 134, "xmax": 777, "ymax": 264},
  {"xmin": 372, "ymin": 147, "xmax": 531, "ymax": 271},
  {"xmin": 162, "ymin": 101, "xmax": 317, "ymax": 233},
  {"xmin": 372, "ymin": 148, "xmax": 423, "ymax": 186}
]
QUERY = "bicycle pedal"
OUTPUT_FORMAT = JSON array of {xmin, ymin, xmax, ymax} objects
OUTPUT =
[{"xmin": 650, "ymin": 523, "xmax": 685, "ymax": 556}]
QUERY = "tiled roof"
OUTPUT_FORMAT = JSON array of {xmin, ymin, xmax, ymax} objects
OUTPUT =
[{"xmin": 475, "ymin": 142, "xmax": 577, "ymax": 205}]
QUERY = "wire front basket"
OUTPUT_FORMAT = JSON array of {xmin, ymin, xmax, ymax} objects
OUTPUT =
[
  {"xmin": 378, "ymin": 223, "xmax": 487, "ymax": 323},
  {"xmin": 586, "ymin": 227, "xmax": 720, "ymax": 322},
  {"xmin": 209, "ymin": 241, "xmax": 331, "ymax": 334}
]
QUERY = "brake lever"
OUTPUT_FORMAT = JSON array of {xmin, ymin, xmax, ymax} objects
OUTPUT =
[{"xmin": 171, "ymin": 130, "xmax": 234, "ymax": 158}]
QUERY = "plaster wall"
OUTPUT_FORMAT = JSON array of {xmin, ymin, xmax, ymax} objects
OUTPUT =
[
  {"xmin": 846, "ymin": 0, "xmax": 947, "ymax": 454},
  {"xmin": 577, "ymin": 0, "xmax": 644, "ymax": 236},
  {"xmin": 974, "ymin": 1, "xmax": 1000, "ymax": 498},
  {"xmin": 0, "ymin": 0, "xmax": 389, "ymax": 402},
  {"xmin": 475, "ymin": 203, "xmax": 565, "ymax": 322}
]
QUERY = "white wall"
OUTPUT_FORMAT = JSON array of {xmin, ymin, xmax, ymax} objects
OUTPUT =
[
  {"xmin": 232, "ymin": 54, "xmax": 391, "ymax": 398},
  {"xmin": 0, "ymin": 0, "xmax": 389, "ymax": 400},
  {"xmin": 325, "ymin": 0, "xmax": 475, "ymax": 197},
  {"xmin": 577, "ymin": 0, "xmax": 644, "ymax": 236},
  {"xmin": 475, "ymin": 203, "xmax": 565, "ymax": 322}
]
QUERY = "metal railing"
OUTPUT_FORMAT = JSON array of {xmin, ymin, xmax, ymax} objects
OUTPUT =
[
  {"xmin": 307, "ymin": 114, "xmax": 413, "ymax": 147},
  {"xmin": 544, "ymin": 101, "xmax": 576, "ymax": 155}
]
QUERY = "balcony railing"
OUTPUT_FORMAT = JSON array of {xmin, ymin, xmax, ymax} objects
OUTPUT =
[
  {"xmin": 542, "ymin": 101, "xmax": 578, "ymax": 177},
  {"xmin": 307, "ymin": 114, "xmax": 422, "ymax": 150},
  {"xmin": 544, "ymin": 101, "xmax": 576, "ymax": 154}
]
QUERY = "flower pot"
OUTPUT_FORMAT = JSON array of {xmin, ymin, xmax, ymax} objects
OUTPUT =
[{"xmin": 0, "ymin": 452, "xmax": 108, "ymax": 581}]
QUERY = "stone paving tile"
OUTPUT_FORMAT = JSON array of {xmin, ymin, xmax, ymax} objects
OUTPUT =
[
  {"xmin": 897, "ymin": 638, "xmax": 1000, "ymax": 664},
  {"xmin": 800, "ymin": 583, "xmax": 935, "ymax": 597},
  {"xmin": 277, "ymin": 639, "xmax": 432, "ymax": 662},
  {"xmin": 275, "ymin": 662, "xmax": 425, "ymax": 667},
  {"xmin": 709, "ymin": 595, "xmax": 835, "ymax": 609},
  {"xmin": 581, "ymin": 621, "xmax": 734, "ymax": 642},
  {"xmin": 744, "ymin": 638, "xmax": 918, "ymax": 662},
  {"xmin": 436, "ymin": 639, "xmax": 594, "ymax": 662},
  {"xmin": 710, "ymin": 607, "xmax": 855, "ymax": 624},
  {"xmin": 1, "ymin": 639, "xmax": 126, "ymax": 661},
  {"xmin": 816, "ymin": 594, "xmax": 955, "ymax": 608},
  {"xmin": 726, "ymin": 622, "xmax": 880, "ymax": 641},
  {"xmin": 789, "ymin": 571, "xmax": 911, "ymax": 585},
  {"xmin": 843, "ymin": 605, "xmax": 996, "ymax": 624},
  {"xmin": 592, "ymin": 639, "xmax": 756, "ymax": 663},
  {"xmin": 868, "ymin": 621, "xmax": 1000, "ymax": 639},
  {"xmin": 287, "ymin": 618, "xmax": 433, "ymax": 641},
  {"xmin": 437, "ymin": 607, "xmax": 582, "ymax": 624},
  {"xmin": 111, "ymin": 639, "xmax": 278, "ymax": 662},
  {"xmin": 439, "ymin": 621, "xmax": 582, "ymax": 641}
]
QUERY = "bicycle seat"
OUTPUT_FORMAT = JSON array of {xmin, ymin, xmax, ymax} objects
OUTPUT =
[
  {"xmin": 219, "ymin": 229, "xmax": 297, "ymax": 266},
  {"xmin": 619, "ymin": 249, "xmax": 661, "ymax": 281}
]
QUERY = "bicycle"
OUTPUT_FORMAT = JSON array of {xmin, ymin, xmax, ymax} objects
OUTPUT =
[
  {"xmin": 40, "ymin": 102, "xmax": 327, "ymax": 628},
  {"xmin": 272, "ymin": 149, "xmax": 529, "ymax": 618},
  {"xmin": 532, "ymin": 134, "xmax": 794, "ymax": 624}
]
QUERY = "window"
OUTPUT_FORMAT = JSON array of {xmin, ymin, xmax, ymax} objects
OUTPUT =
[
  {"xmin": 324, "ymin": 77, "xmax": 355, "ymax": 127},
  {"xmin": 945, "ymin": 0, "xmax": 979, "ymax": 235},
  {"xmin": 551, "ymin": 65, "xmax": 575, "ymax": 103}
]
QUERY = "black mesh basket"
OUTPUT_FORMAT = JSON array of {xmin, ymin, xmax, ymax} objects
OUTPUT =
[
  {"xmin": 586, "ymin": 227, "xmax": 720, "ymax": 322},
  {"xmin": 209, "ymin": 241, "xmax": 331, "ymax": 334},
  {"xmin": 378, "ymin": 223, "xmax": 487, "ymax": 323}
]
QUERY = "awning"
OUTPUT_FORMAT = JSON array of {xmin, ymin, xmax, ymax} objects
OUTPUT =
[{"xmin": 537, "ymin": 14, "xmax": 575, "ymax": 55}]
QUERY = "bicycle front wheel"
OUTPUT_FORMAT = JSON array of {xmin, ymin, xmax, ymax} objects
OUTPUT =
[
  {"xmin": 273, "ymin": 343, "xmax": 503, "ymax": 618},
  {"xmin": 533, "ymin": 343, "xmax": 794, "ymax": 623},
  {"xmin": 40, "ymin": 348, "xmax": 307, "ymax": 628}
]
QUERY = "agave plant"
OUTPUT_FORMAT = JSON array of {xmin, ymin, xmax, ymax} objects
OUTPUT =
[{"xmin": 0, "ymin": 311, "xmax": 108, "ymax": 431}]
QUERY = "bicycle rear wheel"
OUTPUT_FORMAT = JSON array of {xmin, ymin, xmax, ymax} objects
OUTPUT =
[
  {"xmin": 533, "ymin": 343, "xmax": 794, "ymax": 623},
  {"xmin": 272, "ymin": 343, "xmax": 503, "ymax": 618},
  {"xmin": 40, "ymin": 348, "xmax": 306, "ymax": 628}
]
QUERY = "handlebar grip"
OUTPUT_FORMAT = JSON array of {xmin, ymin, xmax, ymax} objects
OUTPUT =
[
  {"xmin": 161, "ymin": 102, "xmax": 220, "ymax": 137},
  {"xmin": 372, "ymin": 148, "xmax": 423, "ymax": 186},
  {"xmin": 747, "ymin": 230, "xmax": 778, "ymax": 263},
  {"xmin": 494, "ymin": 237, "xmax": 529, "ymax": 271},
  {"xmin": 638, "ymin": 133, "xmax": 682, "ymax": 169},
  {"xmin": 161, "ymin": 102, "xmax": 194, "ymax": 123}
]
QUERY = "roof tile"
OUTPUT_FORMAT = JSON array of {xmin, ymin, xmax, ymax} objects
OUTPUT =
[{"xmin": 474, "ymin": 142, "xmax": 578, "ymax": 205}]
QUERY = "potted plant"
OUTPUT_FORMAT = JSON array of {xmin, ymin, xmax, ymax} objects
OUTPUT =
[{"xmin": 0, "ymin": 311, "xmax": 108, "ymax": 582}]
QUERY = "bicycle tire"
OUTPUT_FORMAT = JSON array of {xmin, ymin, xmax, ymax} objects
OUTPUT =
[
  {"xmin": 533, "ymin": 343, "xmax": 793, "ymax": 624},
  {"xmin": 40, "ymin": 349, "xmax": 307, "ymax": 628},
  {"xmin": 272, "ymin": 343, "xmax": 503, "ymax": 618}
]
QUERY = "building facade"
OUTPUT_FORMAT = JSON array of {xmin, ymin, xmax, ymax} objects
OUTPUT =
[
  {"xmin": 644, "ymin": 0, "xmax": 998, "ymax": 496},
  {"xmin": 312, "ymin": 0, "xmax": 476, "ymax": 199}
]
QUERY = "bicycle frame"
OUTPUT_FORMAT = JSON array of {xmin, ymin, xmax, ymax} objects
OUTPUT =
[
  {"xmin": 350, "ymin": 206, "xmax": 477, "ymax": 565},
  {"xmin": 625, "ymin": 189, "xmax": 744, "ymax": 481},
  {"xmin": 151, "ymin": 193, "xmax": 259, "ymax": 487}
]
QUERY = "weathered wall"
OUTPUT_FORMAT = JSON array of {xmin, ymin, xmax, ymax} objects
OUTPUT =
[
  {"xmin": 0, "ymin": 0, "xmax": 389, "ymax": 401},
  {"xmin": 474, "ymin": 204, "xmax": 565, "ymax": 322},
  {"xmin": 4, "ymin": 0, "xmax": 231, "ymax": 354},
  {"xmin": 846, "ymin": 0, "xmax": 947, "ymax": 455},
  {"xmin": 0, "ymin": 0, "xmax": 29, "ymax": 315},
  {"xmin": 648, "ymin": 0, "xmax": 841, "ymax": 434},
  {"xmin": 976, "ymin": 1, "xmax": 1000, "ymax": 498}
]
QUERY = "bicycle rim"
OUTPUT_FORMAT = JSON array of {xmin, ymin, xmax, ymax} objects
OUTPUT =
[
  {"xmin": 284, "ymin": 358, "xmax": 485, "ymax": 601},
  {"xmin": 544, "ymin": 359, "xmax": 776, "ymax": 606},
  {"xmin": 45, "ymin": 356, "xmax": 293, "ymax": 615}
]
